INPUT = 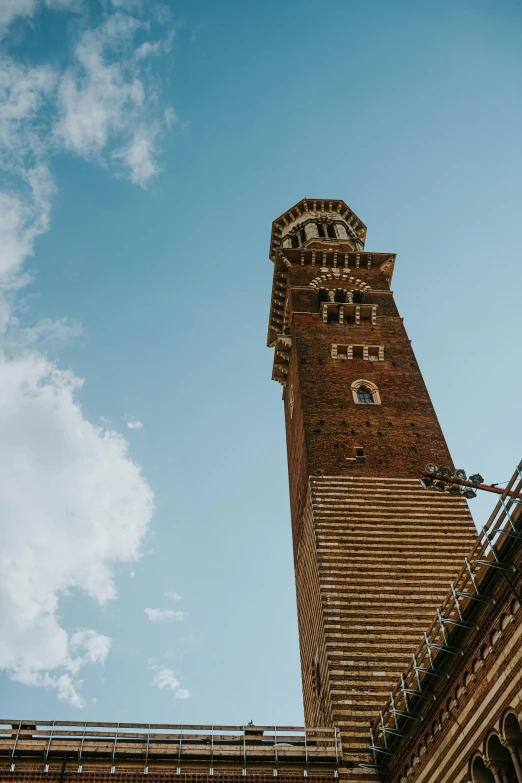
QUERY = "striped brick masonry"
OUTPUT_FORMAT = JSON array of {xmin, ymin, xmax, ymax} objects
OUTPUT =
[
  {"xmin": 267, "ymin": 199, "xmax": 478, "ymax": 771},
  {"xmin": 367, "ymin": 463, "xmax": 522, "ymax": 783},
  {"xmin": 297, "ymin": 476, "xmax": 476, "ymax": 755}
]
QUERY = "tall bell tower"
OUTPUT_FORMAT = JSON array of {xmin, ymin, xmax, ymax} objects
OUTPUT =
[{"xmin": 267, "ymin": 200, "xmax": 477, "ymax": 768}]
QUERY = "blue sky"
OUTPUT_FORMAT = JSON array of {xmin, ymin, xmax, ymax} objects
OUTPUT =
[{"xmin": 0, "ymin": 0, "xmax": 521, "ymax": 726}]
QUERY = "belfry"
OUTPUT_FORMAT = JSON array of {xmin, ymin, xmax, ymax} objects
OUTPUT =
[{"xmin": 267, "ymin": 199, "xmax": 477, "ymax": 762}]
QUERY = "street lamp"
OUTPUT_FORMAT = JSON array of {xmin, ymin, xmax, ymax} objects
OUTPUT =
[{"xmin": 419, "ymin": 464, "xmax": 520, "ymax": 501}]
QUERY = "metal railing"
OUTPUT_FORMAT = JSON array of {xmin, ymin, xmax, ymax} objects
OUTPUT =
[
  {"xmin": 363, "ymin": 461, "xmax": 522, "ymax": 773},
  {"xmin": 0, "ymin": 721, "xmax": 340, "ymax": 774}
]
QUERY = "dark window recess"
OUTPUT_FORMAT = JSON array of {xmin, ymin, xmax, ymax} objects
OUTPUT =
[
  {"xmin": 290, "ymin": 234, "xmax": 299, "ymax": 248},
  {"xmin": 355, "ymin": 447, "xmax": 365, "ymax": 460},
  {"xmin": 327, "ymin": 224, "xmax": 336, "ymax": 239},
  {"xmin": 318, "ymin": 288, "xmax": 328, "ymax": 304},
  {"xmin": 317, "ymin": 223, "xmax": 327, "ymax": 238},
  {"xmin": 314, "ymin": 661, "xmax": 322, "ymax": 695},
  {"xmin": 299, "ymin": 229, "xmax": 307, "ymax": 245},
  {"xmin": 353, "ymin": 290, "xmax": 363, "ymax": 304},
  {"xmin": 334, "ymin": 289, "xmax": 347, "ymax": 303},
  {"xmin": 357, "ymin": 386, "xmax": 374, "ymax": 404}
]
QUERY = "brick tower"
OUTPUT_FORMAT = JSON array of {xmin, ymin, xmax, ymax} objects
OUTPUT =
[{"xmin": 267, "ymin": 200, "xmax": 477, "ymax": 769}]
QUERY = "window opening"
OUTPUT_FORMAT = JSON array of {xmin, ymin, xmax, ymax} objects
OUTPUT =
[
  {"xmin": 326, "ymin": 224, "xmax": 336, "ymax": 239},
  {"xmin": 290, "ymin": 234, "xmax": 299, "ymax": 248},
  {"xmin": 299, "ymin": 229, "xmax": 307, "ymax": 245},
  {"xmin": 317, "ymin": 223, "xmax": 327, "ymax": 238},
  {"xmin": 357, "ymin": 386, "xmax": 374, "ymax": 404},
  {"xmin": 355, "ymin": 447, "xmax": 365, "ymax": 460}
]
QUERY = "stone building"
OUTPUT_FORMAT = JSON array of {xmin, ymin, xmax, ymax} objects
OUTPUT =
[{"xmin": 1, "ymin": 200, "xmax": 521, "ymax": 783}]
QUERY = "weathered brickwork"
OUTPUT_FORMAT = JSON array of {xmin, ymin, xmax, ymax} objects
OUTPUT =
[
  {"xmin": 296, "ymin": 477, "xmax": 476, "ymax": 757},
  {"xmin": 267, "ymin": 200, "xmax": 478, "ymax": 769},
  {"xmin": 372, "ymin": 483, "xmax": 522, "ymax": 783}
]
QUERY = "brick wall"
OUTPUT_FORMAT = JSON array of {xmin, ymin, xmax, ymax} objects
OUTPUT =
[
  {"xmin": 267, "ymin": 211, "xmax": 477, "ymax": 771},
  {"xmin": 384, "ymin": 539, "xmax": 522, "ymax": 783}
]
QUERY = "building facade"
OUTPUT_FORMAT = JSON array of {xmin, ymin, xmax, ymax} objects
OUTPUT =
[{"xmin": 368, "ymin": 462, "xmax": 522, "ymax": 783}]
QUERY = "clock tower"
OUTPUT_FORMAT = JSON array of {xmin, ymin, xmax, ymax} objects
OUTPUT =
[{"xmin": 267, "ymin": 199, "xmax": 477, "ymax": 768}]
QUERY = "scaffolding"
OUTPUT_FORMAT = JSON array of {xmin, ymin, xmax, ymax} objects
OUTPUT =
[
  {"xmin": 0, "ymin": 722, "xmax": 340, "ymax": 777},
  {"xmin": 362, "ymin": 460, "xmax": 522, "ymax": 774}
]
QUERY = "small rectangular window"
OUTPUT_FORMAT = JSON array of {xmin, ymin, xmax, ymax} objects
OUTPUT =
[{"xmin": 355, "ymin": 447, "xmax": 365, "ymax": 460}]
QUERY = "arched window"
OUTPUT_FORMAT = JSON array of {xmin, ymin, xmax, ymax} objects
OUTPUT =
[
  {"xmin": 318, "ymin": 288, "xmax": 328, "ymax": 305},
  {"xmin": 471, "ymin": 755, "xmax": 495, "ymax": 783},
  {"xmin": 357, "ymin": 386, "xmax": 374, "ymax": 404},
  {"xmin": 351, "ymin": 379, "xmax": 381, "ymax": 405}
]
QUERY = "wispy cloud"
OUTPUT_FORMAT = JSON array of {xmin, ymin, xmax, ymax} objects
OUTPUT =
[
  {"xmin": 55, "ymin": 11, "xmax": 165, "ymax": 187},
  {"xmin": 144, "ymin": 608, "xmax": 185, "ymax": 622},
  {"xmin": 165, "ymin": 591, "xmax": 181, "ymax": 601},
  {"xmin": 125, "ymin": 416, "xmax": 144, "ymax": 430},
  {"xmin": 0, "ymin": 0, "xmax": 82, "ymax": 38},
  {"xmin": 150, "ymin": 666, "xmax": 190, "ymax": 699},
  {"xmin": 0, "ymin": 3, "xmax": 176, "ymax": 707}
]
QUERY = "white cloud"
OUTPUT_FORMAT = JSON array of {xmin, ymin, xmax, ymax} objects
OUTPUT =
[
  {"xmin": 0, "ymin": 354, "xmax": 154, "ymax": 703},
  {"xmin": 151, "ymin": 667, "xmax": 179, "ymax": 691},
  {"xmin": 113, "ymin": 131, "xmax": 159, "ymax": 186},
  {"xmin": 55, "ymin": 674, "xmax": 85, "ymax": 708},
  {"xmin": 165, "ymin": 591, "xmax": 181, "ymax": 601},
  {"xmin": 144, "ymin": 608, "xmax": 185, "ymax": 622},
  {"xmin": 125, "ymin": 416, "xmax": 143, "ymax": 430},
  {"xmin": 54, "ymin": 12, "xmax": 165, "ymax": 187},
  {"xmin": 150, "ymin": 666, "xmax": 190, "ymax": 699},
  {"xmin": 0, "ymin": 1, "xmax": 176, "ymax": 708},
  {"xmin": 6, "ymin": 317, "xmax": 82, "ymax": 353},
  {"xmin": 135, "ymin": 41, "xmax": 162, "ymax": 60}
]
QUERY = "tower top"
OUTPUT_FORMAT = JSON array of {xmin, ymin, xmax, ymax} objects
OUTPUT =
[{"xmin": 269, "ymin": 198, "xmax": 367, "ymax": 260}]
